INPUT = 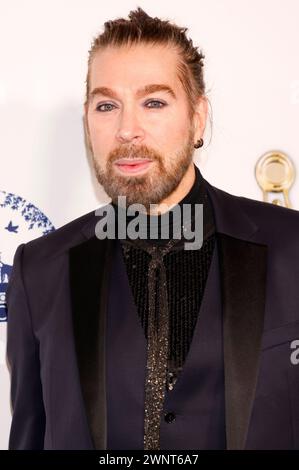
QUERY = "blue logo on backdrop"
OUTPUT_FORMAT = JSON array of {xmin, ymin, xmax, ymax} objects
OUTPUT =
[{"xmin": 0, "ymin": 191, "xmax": 55, "ymax": 322}]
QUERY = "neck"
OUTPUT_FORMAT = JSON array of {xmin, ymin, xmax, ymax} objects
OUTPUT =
[{"xmin": 148, "ymin": 162, "xmax": 196, "ymax": 215}]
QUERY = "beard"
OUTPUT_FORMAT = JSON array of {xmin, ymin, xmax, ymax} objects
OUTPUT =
[{"xmin": 92, "ymin": 128, "xmax": 196, "ymax": 210}]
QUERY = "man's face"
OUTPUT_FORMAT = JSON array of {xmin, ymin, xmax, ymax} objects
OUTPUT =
[{"xmin": 85, "ymin": 43, "xmax": 206, "ymax": 208}]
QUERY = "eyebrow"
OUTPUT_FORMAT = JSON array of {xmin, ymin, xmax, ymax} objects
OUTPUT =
[{"xmin": 89, "ymin": 83, "xmax": 177, "ymax": 101}]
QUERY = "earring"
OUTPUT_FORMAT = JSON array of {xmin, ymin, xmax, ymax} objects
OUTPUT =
[{"xmin": 194, "ymin": 138, "xmax": 204, "ymax": 149}]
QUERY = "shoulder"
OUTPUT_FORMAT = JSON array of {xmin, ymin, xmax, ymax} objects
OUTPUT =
[
  {"xmin": 234, "ymin": 192, "xmax": 299, "ymax": 228},
  {"xmin": 204, "ymin": 177, "xmax": 299, "ymax": 246},
  {"xmin": 208, "ymin": 180, "xmax": 299, "ymax": 224},
  {"xmin": 18, "ymin": 208, "xmax": 100, "ymax": 267},
  {"xmin": 213, "ymin": 184, "xmax": 299, "ymax": 248}
]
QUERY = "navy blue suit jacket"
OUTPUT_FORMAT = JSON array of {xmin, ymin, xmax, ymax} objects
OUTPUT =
[{"xmin": 6, "ymin": 176, "xmax": 299, "ymax": 449}]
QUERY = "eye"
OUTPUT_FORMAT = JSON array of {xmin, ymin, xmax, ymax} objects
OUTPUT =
[
  {"xmin": 145, "ymin": 100, "xmax": 166, "ymax": 109},
  {"xmin": 95, "ymin": 100, "xmax": 167, "ymax": 112},
  {"xmin": 95, "ymin": 103, "xmax": 116, "ymax": 112}
]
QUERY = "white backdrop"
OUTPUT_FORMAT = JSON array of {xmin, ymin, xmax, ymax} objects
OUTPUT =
[{"xmin": 1, "ymin": 0, "xmax": 299, "ymax": 449}]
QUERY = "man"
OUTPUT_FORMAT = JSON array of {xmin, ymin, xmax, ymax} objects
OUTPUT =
[{"xmin": 6, "ymin": 7, "xmax": 299, "ymax": 450}]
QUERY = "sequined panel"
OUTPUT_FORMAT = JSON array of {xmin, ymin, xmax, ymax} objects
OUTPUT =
[{"xmin": 120, "ymin": 233, "xmax": 215, "ymax": 449}]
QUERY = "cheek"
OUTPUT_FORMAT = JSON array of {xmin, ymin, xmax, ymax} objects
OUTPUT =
[
  {"xmin": 152, "ymin": 124, "xmax": 190, "ymax": 155},
  {"xmin": 150, "ymin": 108, "xmax": 190, "ymax": 142},
  {"xmin": 88, "ymin": 117, "xmax": 113, "ymax": 152},
  {"xmin": 88, "ymin": 116, "xmax": 104, "ymax": 139}
]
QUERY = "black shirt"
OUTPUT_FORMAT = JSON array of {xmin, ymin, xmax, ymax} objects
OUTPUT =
[{"xmin": 113, "ymin": 163, "xmax": 216, "ymax": 449}]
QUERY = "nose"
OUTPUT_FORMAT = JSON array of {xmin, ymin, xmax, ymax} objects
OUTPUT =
[{"xmin": 116, "ymin": 107, "xmax": 145, "ymax": 144}]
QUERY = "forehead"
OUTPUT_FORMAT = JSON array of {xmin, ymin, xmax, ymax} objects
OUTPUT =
[{"xmin": 89, "ymin": 44, "xmax": 182, "ymax": 93}]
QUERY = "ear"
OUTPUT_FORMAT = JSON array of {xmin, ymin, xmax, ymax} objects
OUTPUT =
[{"xmin": 192, "ymin": 95, "xmax": 208, "ymax": 141}]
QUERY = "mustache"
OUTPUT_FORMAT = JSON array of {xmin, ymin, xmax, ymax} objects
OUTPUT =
[{"xmin": 108, "ymin": 145, "xmax": 160, "ymax": 163}]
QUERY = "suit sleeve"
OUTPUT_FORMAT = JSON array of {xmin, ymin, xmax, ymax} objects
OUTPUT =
[{"xmin": 6, "ymin": 243, "xmax": 46, "ymax": 450}]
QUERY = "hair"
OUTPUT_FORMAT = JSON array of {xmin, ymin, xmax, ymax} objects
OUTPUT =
[{"xmin": 84, "ymin": 7, "xmax": 208, "ymax": 121}]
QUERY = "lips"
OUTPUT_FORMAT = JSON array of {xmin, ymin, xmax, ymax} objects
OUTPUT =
[{"xmin": 114, "ymin": 159, "xmax": 153, "ymax": 174}]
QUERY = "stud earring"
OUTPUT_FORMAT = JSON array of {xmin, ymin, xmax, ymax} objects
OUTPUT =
[{"xmin": 194, "ymin": 138, "xmax": 204, "ymax": 148}]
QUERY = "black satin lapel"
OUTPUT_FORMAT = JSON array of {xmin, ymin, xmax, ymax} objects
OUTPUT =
[
  {"xmin": 217, "ymin": 233, "xmax": 267, "ymax": 450},
  {"xmin": 69, "ymin": 236, "xmax": 114, "ymax": 450}
]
